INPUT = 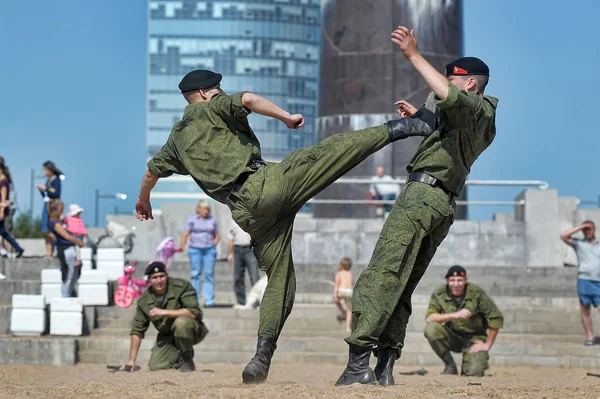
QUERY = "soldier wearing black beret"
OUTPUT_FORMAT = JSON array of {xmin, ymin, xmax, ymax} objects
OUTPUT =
[
  {"xmin": 424, "ymin": 265, "xmax": 504, "ymax": 377},
  {"xmin": 338, "ymin": 27, "xmax": 498, "ymax": 386},
  {"xmin": 178, "ymin": 70, "xmax": 223, "ymax": 93},
  {"xmin": 120, "ymin": 261, "xmax": 208, "ymax": 373}
]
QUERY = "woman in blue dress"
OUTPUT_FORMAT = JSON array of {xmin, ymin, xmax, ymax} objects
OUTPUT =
[{"xmin": 37, "ymin": 161, "xmax": 63, "ymax": 258}]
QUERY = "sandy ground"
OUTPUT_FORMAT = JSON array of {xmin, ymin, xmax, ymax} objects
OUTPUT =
[{"xmin": 1, "ymin": 363, "xmax": 600, "ymax": 399}]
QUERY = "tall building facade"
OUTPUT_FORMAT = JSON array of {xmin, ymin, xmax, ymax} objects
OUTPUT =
[
  {"xmin": 147, "ymin": 0, "xmax": 321, "ymax": 160},
  {"xmin": 147, "ymin": 0, "xmax": 321, "ymax": 202},
  {"xmin": 315, "ymin": 0, "xmax": 466, "ymax": 218}
]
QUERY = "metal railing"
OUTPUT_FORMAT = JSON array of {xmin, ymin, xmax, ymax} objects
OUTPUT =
[{"xmin": 151, "ymin": 177, "xmax": 549, "ymax": 207}]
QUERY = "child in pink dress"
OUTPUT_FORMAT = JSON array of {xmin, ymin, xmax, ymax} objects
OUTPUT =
[{"xmin": 65, "ymin": 204, "xmax": 88, "ymax": 266}]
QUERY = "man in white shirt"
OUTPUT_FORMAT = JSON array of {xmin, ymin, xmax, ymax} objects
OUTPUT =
[
  {"xmin": 227, "ymin": 221, "xmax": 260, "ymax": 307},
  {"xmin": 369, "ymin": 166, "xmax": 400, "ymax": 217},
  {"xmin": 560, "ymin": 220, "xmax": 600, "ymax": 345}
]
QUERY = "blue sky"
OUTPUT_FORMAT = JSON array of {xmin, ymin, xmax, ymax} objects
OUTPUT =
[{"xmin": 1, "ymin": 0, "xmax": 598, "ymax": 225}]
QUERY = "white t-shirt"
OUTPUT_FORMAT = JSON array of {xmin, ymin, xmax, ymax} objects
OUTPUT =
[
  {"xmin": 573, "ymin": 239, "xmax": 600, "ymax": 281},
  {"xmin": 370, "ymin": 175, "xmax": 399, "ymax": 196}
]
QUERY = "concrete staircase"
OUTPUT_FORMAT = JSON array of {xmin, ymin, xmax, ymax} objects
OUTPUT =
[
  {"xmin": 74, "ymin": 296, "xmax": 600, "ymax": 368},
  {"xmin": 1, "ymin": 258, "xmax": 599, "ymax": 368}
]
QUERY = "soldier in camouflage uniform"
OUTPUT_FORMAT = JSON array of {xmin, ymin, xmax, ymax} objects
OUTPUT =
[
  {"xmin": 336, "ymin": 27, "xmax": 498, "ymax": 386},
  {"xmin": 122, "ymin": 262, "xmax": 208, "ymax": 372},
  {"xmin": 134, "ymin": 66, "xmax": 433, "ymax": 381},
  {"xmin": 425, "ymin": 265, "xmax": 504, "ymax": 377}
]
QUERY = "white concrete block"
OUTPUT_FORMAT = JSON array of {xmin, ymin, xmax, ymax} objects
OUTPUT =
[
  {"xmin": 81, "ymin": 260, "xmax": 93, "ymax": 270},
  {"xmin": 12, "ymin": 294, "xmax": 46, "ymax": 309},
  {"xmin": 96, "ymin": 261, "xmax": 124, "ymax": 280},
  {"xmin": 41, "ymin": 284, "xmax": 63, "ymax": 301},
  {"xmin": 50, "ymin": 298, "xmax": 83, "ymax": 313},
  {"xmin": 50, "ymin": 312, "xmax": 82, "ymax": 336},
  {"xmin": 80, "ymin": 247, "xmax": 92, "ymax": 261},
  {"xmin": 41, "ymin": 269, "xmax": 62, "ymax": 284},
  {"xmin": 96, "ymin": 248, "xmax": 125, "ymax": 261},
  {"xmin": 79, "ymin": 270, "xmax": 108, "ymax": 284},
  {"xmin": 11, "ymin": 309, "xmax": 46, "ymax": 336},
  {"xmin": 78, "ymin": 284, "xmax": 109, "ymax": 306}
]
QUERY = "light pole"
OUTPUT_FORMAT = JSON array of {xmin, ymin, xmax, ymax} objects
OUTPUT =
[
  {"xmin": 95, "ymin": 189, "xmax": 128, "ymax": 227},
  {"xmin": 29, "ymin": 168, "xmax": 66, "ymax": 237}
]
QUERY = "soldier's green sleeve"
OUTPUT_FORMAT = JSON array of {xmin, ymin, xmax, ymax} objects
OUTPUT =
[
  {"xmin": 435, "ymin": 84, "xmax": 494, "ymax": 122},
  {"xmin": 425, "ymin": 293, "xmax": 443, "ymax": 318},
  {"xmin": 179, "ymin": 281, "xmax": 203, "ymax": 319},
  {"xmin": 212, "ymin": 92, "xmax": 251, "ymax": 122},
  {"xmin": 479, "ymin": 290, "xmax": 504, "ymax": 329},
  {"xmin": 130, "ymin": 302, "xmax": 150, "ymax": 338},
  {"xmin": 147, "ymin": 138, "xmax": 189, "ymax": 178}
]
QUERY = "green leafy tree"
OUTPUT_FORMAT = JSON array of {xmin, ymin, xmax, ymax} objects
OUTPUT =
[{"xmin": 12, "ymin": 210, "xmax": 43, "ymax": 239}]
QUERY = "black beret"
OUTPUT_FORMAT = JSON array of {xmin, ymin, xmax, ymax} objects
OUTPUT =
[
  {"xmin": 145, "ymin": 261, "xmax": 167, "ymax": 276},
  {"xmin": 178, "ymin": 70, "xmax": 222, "ymax": 93},
  {"xmin": 445, "ymin": 57, "xmax": 489, "ymax": 77},
  {"xmin": 445, "ymin": 265, "xmax": 467, "ymax": 278}
]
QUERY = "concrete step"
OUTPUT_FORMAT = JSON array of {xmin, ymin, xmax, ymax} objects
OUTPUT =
[
  {"xmin": 93, "ymin": 304, "xmax": 600, "ymax": 336},
  {"xmin": 0, "ymin": 281, "xmax": 41, "ymax": 304},
  {"xmin": 76, "ymin": 333, "xmax": 600, "ymax": 368},
  {"xmin": 0, "ymin": 336, "xmax": 77, "ymax": 365},
  {"xmin": 2, "ymin": 258, "xmax": 579, "ymax": 283}
]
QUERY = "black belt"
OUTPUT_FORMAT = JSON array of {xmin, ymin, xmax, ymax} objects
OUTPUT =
[
  {"xmin": 227, "ymin": 160, "xmax": 266, "ymax": 209},
  {"xmin": 408, "ymin": 172, "xmax": 456, "ymax": 199},
  {"xmin": 235, "ymin": 244, "xmax": 251, "ymax": 249}
]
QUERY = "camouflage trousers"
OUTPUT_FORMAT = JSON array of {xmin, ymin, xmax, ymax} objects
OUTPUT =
[
  {"xmin": 230, "ymin": 125, "xmax": 389, "ymax": 342},
  {"xmin": 424, "ymin": 321, "xmax": 489, "ymax": 377},
  {"xmin": 346, "ymin": 181, "xmax": 456, "ymax": 356},
  {"xmin": 148, "ymin": 316, "xmax": 208, "ymax": 371}
]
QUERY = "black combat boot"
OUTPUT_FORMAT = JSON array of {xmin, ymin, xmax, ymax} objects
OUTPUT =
[
  {"xmin": 179, "ymin": 349, "xmax": 196, "ymax": 373},
  {"xmin": 242, "ymin": 335, "xmax": 277, "ymax": 384},
  {"xmin": 335, "ymin": 344, "xmax": 376, "ymax": 386},
  {"xmin": 373, "ymin": 348, "xmax": 396, "ymax": 386},
  {"xmin": 386, "ymin": 109, "xmax": 436, "ymax": 142},
  {"xmin": 441, "ymin": 352, "xmax": 458, "ymax": 375}
]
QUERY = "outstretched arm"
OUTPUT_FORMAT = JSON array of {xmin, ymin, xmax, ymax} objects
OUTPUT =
[
  {"xmin": 391, "ymin": 26, "xmax": 450, "ymax": 100},
  {"xmin": 242, "ymin": 93, "xmax": 304, "ymax": 129},
  {"xmin": 560, "ymin": 223, "xmax": 590, "ymax": 246},
  {"xmin": 135, "ymin": 169, "xmax": 159, "ymax": 221}
]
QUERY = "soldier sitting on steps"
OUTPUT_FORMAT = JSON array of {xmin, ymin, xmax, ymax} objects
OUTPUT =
[
  {"xmin": 120, "ymin": 261, "xmax": 208, "ymax": 372},
  {"xmin": 424, "ymin": 265, "xmax": 504, "ymax": 377}
]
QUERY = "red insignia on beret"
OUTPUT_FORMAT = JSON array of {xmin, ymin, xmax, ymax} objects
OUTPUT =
[{"xmin": 453, "ymin": 66, "xmax": 468, "ymax": 75}]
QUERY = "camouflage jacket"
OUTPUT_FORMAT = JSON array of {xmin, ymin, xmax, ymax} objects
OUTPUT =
[
  {"xmin": 147, "ymin": 92, "xmax": 263, "ymax": 203},
  {"xmin": 130, "ymin": 277, "xmax": 202, "ymax": 338},
  {"xmin": 426, "ymin": 282, "xmax": 504, "ymax": 336}
]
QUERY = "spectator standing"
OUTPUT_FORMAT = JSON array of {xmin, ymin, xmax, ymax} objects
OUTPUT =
[
  {"xmin": 560, "ymin": 221, "xmax": 600, "ymax": 345},
  {"xmin": 227, "ymin": 220, "xmax": 260, "ymax": 307},
  {"xmin": 37, "ymin": 161, "xmax": 63, "ymax": 258},
  {"xmin": 65, "ymin": 204, "xmax": 88, "ymax": 266},
  {"xmin": 179, "ymin": 200, "xmax": 220, "ymax": 307},
  {"xmin": 47, "ymin": 199, "xmax": 84, "ymax": 297},
  {"xmin": 334, "ymin": 257, "xmax": 354, "ymax": 333},
  {"xmin": 0, "ymin": 162, "xmax": 23, "ymax": 259},
  {"xmin": 369, "ymin": 166, "xmax": 399, "ymax": 217}
]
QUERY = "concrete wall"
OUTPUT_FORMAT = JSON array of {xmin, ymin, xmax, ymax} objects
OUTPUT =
[{"xmin": 16, "ymin": 189, "xmax": 599, "ymax": 268}]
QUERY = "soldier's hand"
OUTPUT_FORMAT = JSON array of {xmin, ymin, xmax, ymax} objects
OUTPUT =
[
  {"xmin": 285, "ymin": 114, "xmax": 305, "ymax": 129},
  {"xmin": 149, "ymin": 308, "xmax": 165, "ymax": 318},
  {"xmin": 391, "ymin": 26, "xmax": 418, "ymax": 60},
  {"xmin": 469, "ymin": 341, "xmax": 490, "ymax": 353},
  {"xmin": 394, "ymin": 100, "xmax": 418, "ymax": 117},
  {"xmin": 135, "ymin": 199, "xmax": 154, "ymax": 221},
  {"xmin": 119, "ymin": 360, "xmax": 136, "ymax": 372},
  {"xmin": 455, "ymin": 309, "xmax": 472, "ymax": 319}
]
